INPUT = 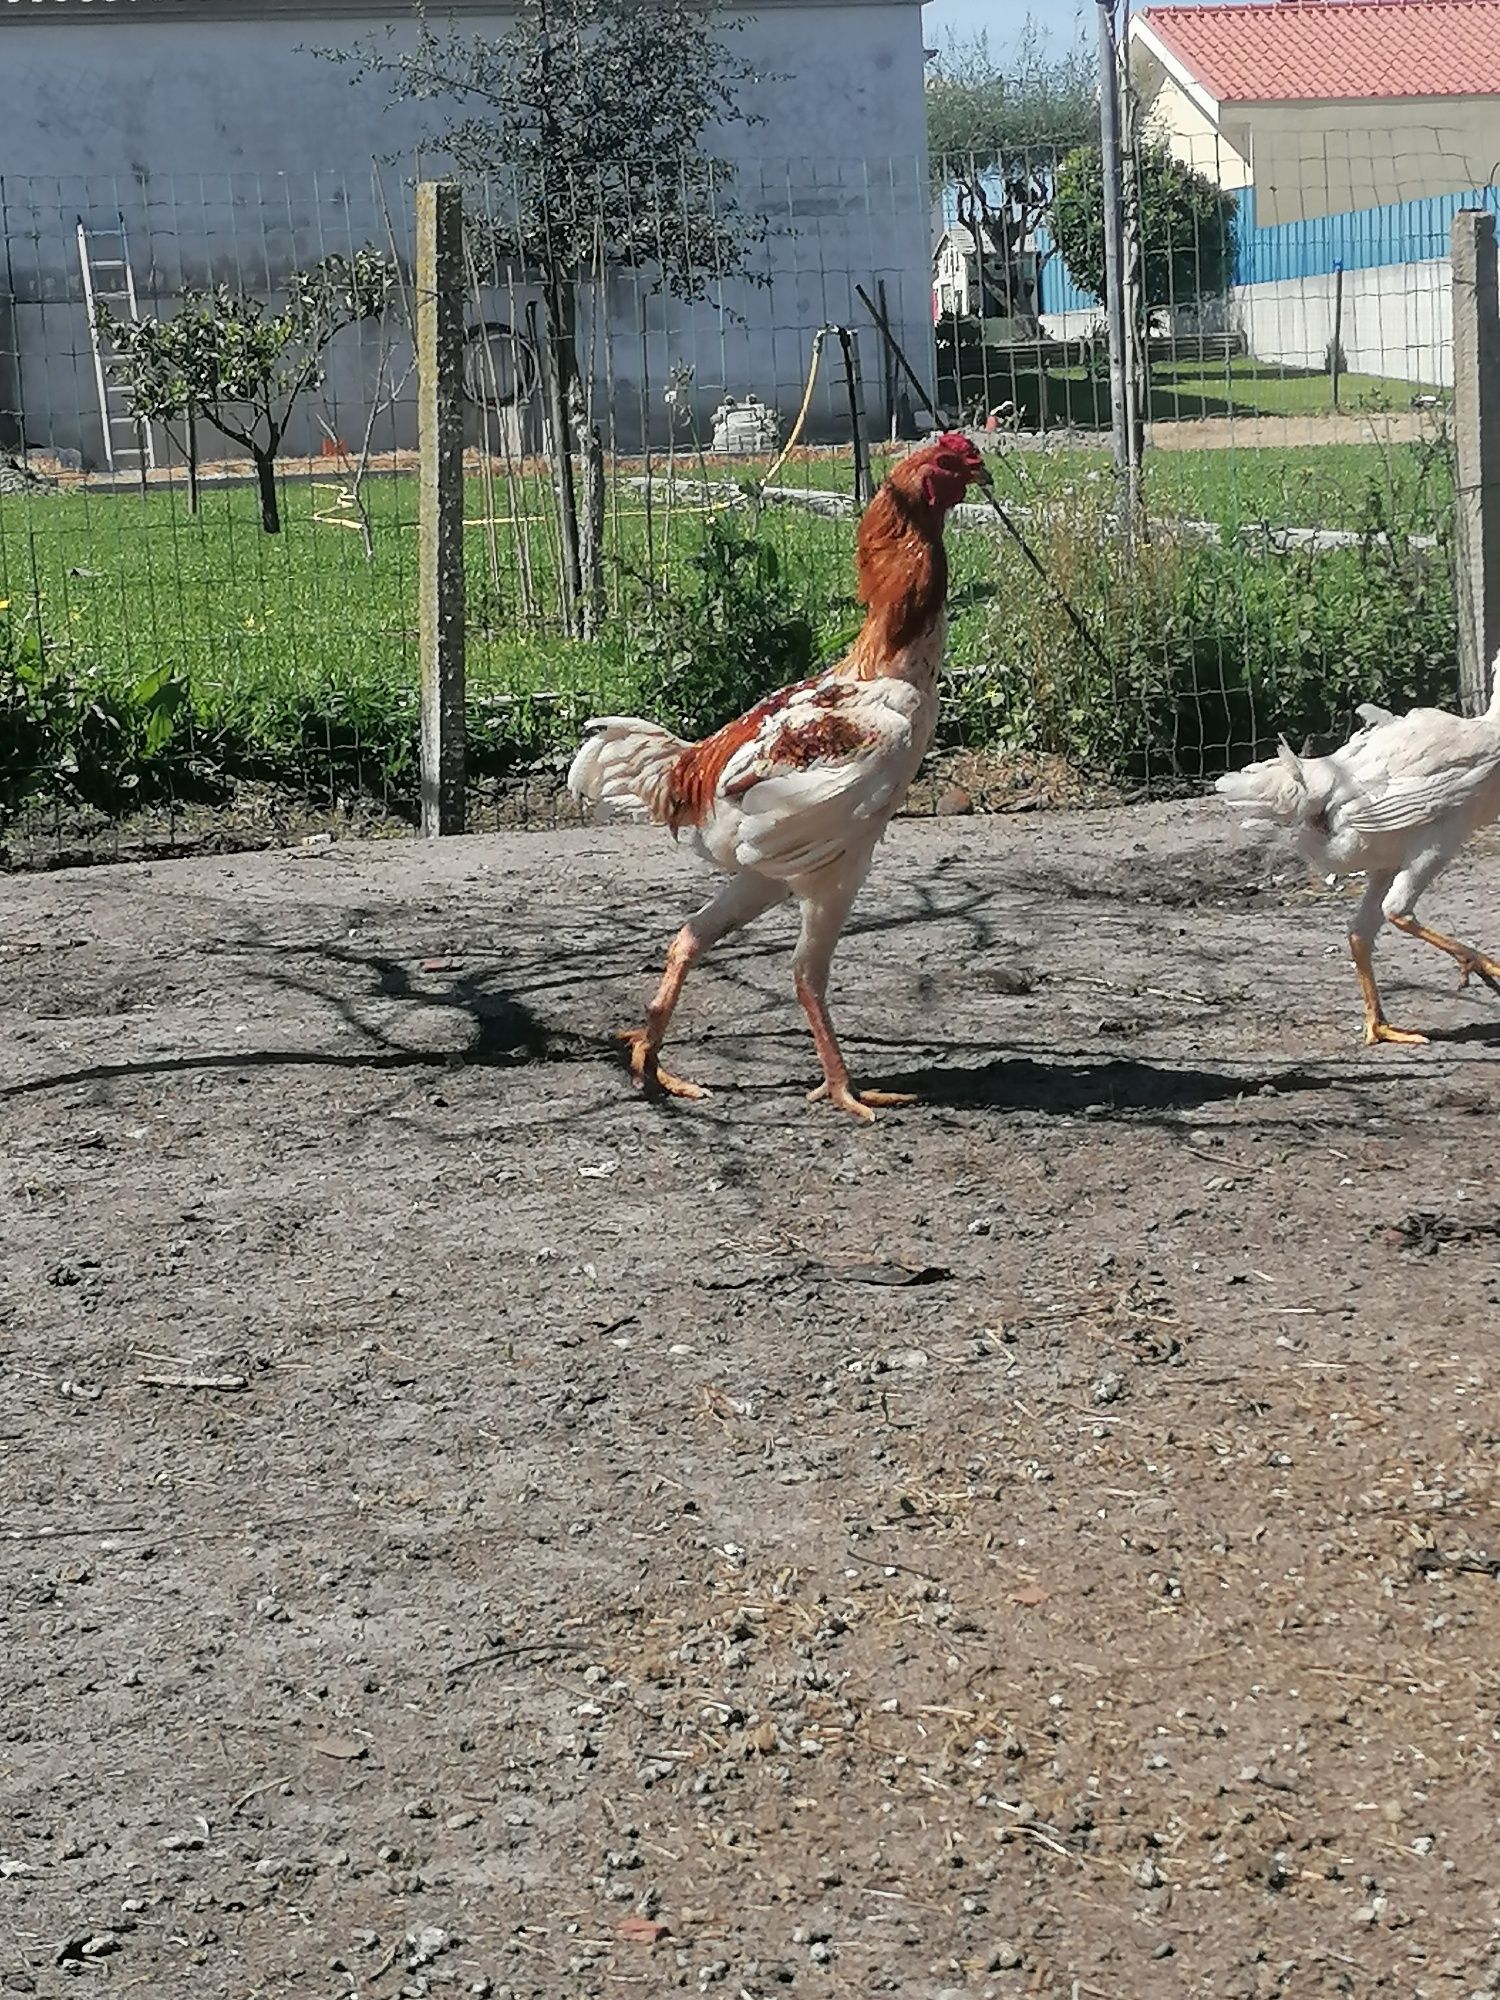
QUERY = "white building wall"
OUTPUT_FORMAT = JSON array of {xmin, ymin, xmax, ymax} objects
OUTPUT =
[
  {"xmin": 1233, "ymin": 257, "xmax": 1452, "ymax": 387},
  {"xmin": 0, "ymin": 1, "xmax": 932, "ymax": 465},
  {"xmin": 1139, "ymin": 73, "xmax": 1252, "ymax": 192}
]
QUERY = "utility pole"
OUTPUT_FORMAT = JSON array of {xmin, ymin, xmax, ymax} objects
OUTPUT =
[{"xmin": 1097, "ymin": 0, "xmax": 1141, "ymax": 516}]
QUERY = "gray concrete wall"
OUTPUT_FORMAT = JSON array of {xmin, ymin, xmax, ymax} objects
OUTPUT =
[{"xmin": 0, "ymin": 1, "xmax": 933, "ymax": 467}]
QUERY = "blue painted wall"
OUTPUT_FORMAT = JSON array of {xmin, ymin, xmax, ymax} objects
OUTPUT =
[
  {"xmin": 939, "ymin": 170, "xmax": 1500, "ymax": 317},
  {"xmin": 1034, "ymin": 177, "xmax": 1500, "ymax": 315},
  {"xmin": 1231, "ymin": 180, "xmax": 1500, "ymax": 285}
]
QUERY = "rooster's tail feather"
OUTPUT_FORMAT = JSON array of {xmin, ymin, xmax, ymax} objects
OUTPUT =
[{"xmin": 567, "ymin": 716, "xmax": 688, "ymax": 825}]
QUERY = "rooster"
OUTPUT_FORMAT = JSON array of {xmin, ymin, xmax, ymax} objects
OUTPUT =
[
  {"xmin": 1215, "ymin": 659, "xmax": 1500, "ymax": 1045},
  {"xmin": 567, "ymin": 432, "xmax": 991, "ymax": 1120}
]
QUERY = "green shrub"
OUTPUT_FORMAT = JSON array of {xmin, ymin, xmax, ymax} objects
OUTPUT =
[
  {"xmin": 947, "ymin": 471, "xmax": 1457, "ymax": 781},
  {"xmin": 0, "ymin": 597, "xmax": 191, "ymax": 813},
  {"xmin": 631, "ymin": 511, "xmax": 820, "ymax": 740}
]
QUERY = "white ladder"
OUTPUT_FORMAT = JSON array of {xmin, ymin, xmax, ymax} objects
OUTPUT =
[{"xmin": 78, "ymin": 213, "xmax": 157, "ymax": 475}]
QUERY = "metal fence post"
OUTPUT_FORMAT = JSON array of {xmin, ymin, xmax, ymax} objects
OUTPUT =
[
  {"xmin": 417, "ymin": 180, "xmax": 466, "ymax": 836},
  {"xmin": 1452, "ymin": 208, "xmax": 1500, "ymax": 715},
  {"xmin": 1096, "ymin": 0, "xmax": 1134, "ymax": 507}
]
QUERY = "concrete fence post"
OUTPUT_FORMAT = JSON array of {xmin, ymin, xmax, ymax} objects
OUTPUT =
[
  {"xmin": 1452, "ymin": 208, "xmax": 1500, "ymax": 715},
  {"xmin": 417, "ymin": 180, "xmax": 467, "ymax": 836}
]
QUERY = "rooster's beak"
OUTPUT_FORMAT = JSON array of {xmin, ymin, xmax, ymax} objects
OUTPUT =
[{"xmin": 971, "ymin": 460, "xmax": 993, "ymax": 491}]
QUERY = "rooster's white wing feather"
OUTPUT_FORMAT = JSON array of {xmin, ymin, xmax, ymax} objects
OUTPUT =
[{"xmin": 716, "ymin": 678, "xmax": 924, "ymax": 879}]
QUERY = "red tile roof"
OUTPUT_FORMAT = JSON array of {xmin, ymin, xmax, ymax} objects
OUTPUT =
[{"xmin": 1139, "ymin": 0, "xmax": 1500, "ymax": 102}]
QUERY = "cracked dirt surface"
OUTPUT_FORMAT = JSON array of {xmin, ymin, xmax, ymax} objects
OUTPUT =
[{"xmin": 3, "ymin": 804, "xmax": 1500, "ymax": 1999}]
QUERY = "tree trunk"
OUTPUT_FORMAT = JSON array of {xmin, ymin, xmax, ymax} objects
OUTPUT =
[
  {"xmin": 539, "ymin": 285, "xmax": 582, "ymax": 633},
  {"xmin": 252, "ymin": 445, "xmax": 281, "ymax": 534}
]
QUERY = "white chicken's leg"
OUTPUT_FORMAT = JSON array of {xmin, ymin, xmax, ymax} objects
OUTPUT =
[
  {"xmin": 1350, "ymin": 872, "xmax": 1428, "ymax": 1047},
  {"xmin": 793, "ymin": 871, "xmax": 914, "ymax": 1123},
  {"xmin": 1387, "ymin": 912, "xmax": 1500, "ymax": 994},
  {"xmin": 617, "ymin": 872, "xmax": 788, "ymax": 1101}
]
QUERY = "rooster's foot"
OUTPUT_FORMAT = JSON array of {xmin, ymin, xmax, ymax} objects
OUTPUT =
[
  {"xmin": 1363, "ymin": 1020, "xmax": 1429, "ymax": 1048},
  {"xmin": 807, "ymin": 1081, "xmax": 917, "ymax": 1123},
  {"xmin": 613, "ymin": 1029, "xmax": 710, "ymax": 1101}
]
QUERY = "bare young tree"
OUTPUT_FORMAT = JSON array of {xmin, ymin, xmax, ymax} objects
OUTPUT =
[
  {"xmin": 97, "ymin": 249, "xmax": 398, "ymax": 533},
  {"xmin": 927, "ymin": 27, "xmax": 1096, "ymax": 332},
  {"xmin": 319, "ymin": 0, "xmax": 772, "ymax": 637}
]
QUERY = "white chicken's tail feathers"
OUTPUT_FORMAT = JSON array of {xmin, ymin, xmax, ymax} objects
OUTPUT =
[
  {"xmin": 1214, "ymin": 739, "xmax": 1320, "ymax": 831},
  {"xmin": 1486, "ymin": 649, "xmax": 1500, "ymax": 723},
  {"xmin": 567, "ymin": 716, "xmax": 687, "ymax": 824}
]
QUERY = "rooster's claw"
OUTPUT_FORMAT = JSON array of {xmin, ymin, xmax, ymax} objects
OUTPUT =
[
  {"xmin": 613, "ymin": 1028, "xmax": 710, "ymax": 1101},
  {"xmin": 807, "ymin": 1081, "xmax": 917, "ymax": 1122}
]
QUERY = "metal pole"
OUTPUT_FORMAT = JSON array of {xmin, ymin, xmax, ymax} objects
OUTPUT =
[
  {"xmin": 876, "ymin": 277, "xmax": 897, "ymax": 438},
  {"xmin": 838, "ymin": 326, "xmax": 872, "ymax": 507},
  {"xmin": 1096, "ymin": 0, "xmax": 1131, "ymax": 493},
  {"xmin": 1117, "ymin": 24, "xmax": 1146, "ymax": 512},
  {"xmin": 416, "ymin": 180, "xmax": 467, "ymax": 837},
  {"xmin": 1330, "ymin": 260, "xmax": 1345, "ymax": 409},
  {"xmin": 1453, "ymin": 209, "xmax": 1500, "ymax": 714}
]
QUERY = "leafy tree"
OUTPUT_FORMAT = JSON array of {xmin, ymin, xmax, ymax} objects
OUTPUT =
[
  {"xmin": 96, "ymin": 248, "xmax": 398, "ymax": 533},
  {"xmin": 926, "ymin": 28, "xmax": 1096, "ymax": 331},
  {"xmin": 318, "ymin": 0, "xmax": 772, "ymax": 637},
  {"xmin": 1050, "ymin": 139, "xmax": 1238, "ymax": 320}
]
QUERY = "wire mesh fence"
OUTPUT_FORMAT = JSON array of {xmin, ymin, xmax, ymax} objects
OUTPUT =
[{"xmin": 0, "ymin": 129, "xmax": 1482, "ymax": 863}]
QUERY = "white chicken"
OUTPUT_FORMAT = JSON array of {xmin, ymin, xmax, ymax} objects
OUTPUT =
[{"xmin": 1216, "ymin": 657, "xmax": 1500, "ymax": 1045}]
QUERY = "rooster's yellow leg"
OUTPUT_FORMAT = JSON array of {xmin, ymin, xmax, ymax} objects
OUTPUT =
[
  {"xmin": 616, "ymin": 874, "xmax": 789, "ymax": 1104},
  {"xmin": 1350, "ymin": 932, "xmax": 1428, "ymax": 1047},
  {"xmin": 1388, "ymin": 913, "xmax": 1500, "ymax": 995},
  {"xmin": 795, "ymin": 970, "xmax": 917, "ymax": 1122},
  {"xmin": 806, "ymin": 1081, "xmax": 919, "ymax": 1112},
  {"xmin": 615, "ymin": 930, "xmax": 710, "ymax": 1099}
]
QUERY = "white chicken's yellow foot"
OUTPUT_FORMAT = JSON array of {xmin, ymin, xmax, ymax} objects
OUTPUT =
[
  {"xmin": 1455, "ymin": 957, "xmax": 1500, "ymax": 996},
  {"xmin": 1350, "ymin": 935, "xmax": 1430, "ymax": 1048},
  {"xmin": 1388, "ymin": 913, "xmax": 1500, "ymax": 995},
  {"xmin": 806, "ymin": 1081, "xmax": 918, "ymax": 1123},
  {"xmin": 612, "ymin": 1028, "xmax": 710, "ymax": 1101}
]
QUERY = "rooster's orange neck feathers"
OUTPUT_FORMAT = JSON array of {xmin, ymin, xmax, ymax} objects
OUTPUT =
[{"xmin": 843, "ymin": 472, "xmax": 949, "ymax": 679}]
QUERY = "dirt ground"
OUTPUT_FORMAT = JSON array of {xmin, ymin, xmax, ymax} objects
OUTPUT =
[{"xmin": 4, "ymin": 803, "xmax": 1500, "ymax": 2000}]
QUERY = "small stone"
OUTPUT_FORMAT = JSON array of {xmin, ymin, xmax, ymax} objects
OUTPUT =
[
  {"xmin": 990, "ymin": 1944, "xmax": 1023, "ymax": 1971},
  {"xmin": 408, "ymin": 1926, "xmax": 449, "ymax": 1966},
  {"xmin": 403, "ymin": 1800, "xmax": 436, "ymax": 1821},
  {"xmin": 446, "ymin": 1811, "xmax": 479, "ymax": 1832},
  {"xmin": 936, "ymin": 783, "xmax": 972, "ymax": 817},
  {"xmin": 1093, "ymin": 1373, "xmax": 1125, "ymax": 1406}
]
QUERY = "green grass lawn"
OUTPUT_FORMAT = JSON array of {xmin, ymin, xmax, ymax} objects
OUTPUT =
[
  {"xmin": 1145, "ymin": 356, "xmax": 1440, "ymax": 420},
  {"xmin": 940, "ymin": 355, "xmax": 1442, "ymax": 430},
  {"xmin": 0, "ymin": 430, "xmax": 1454, "ymax": 807}
]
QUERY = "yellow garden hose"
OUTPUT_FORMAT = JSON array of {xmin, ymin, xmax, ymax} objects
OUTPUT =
[{"xmin": 760, "ymin": 327, "xmax": 831, "ymax": 488}]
